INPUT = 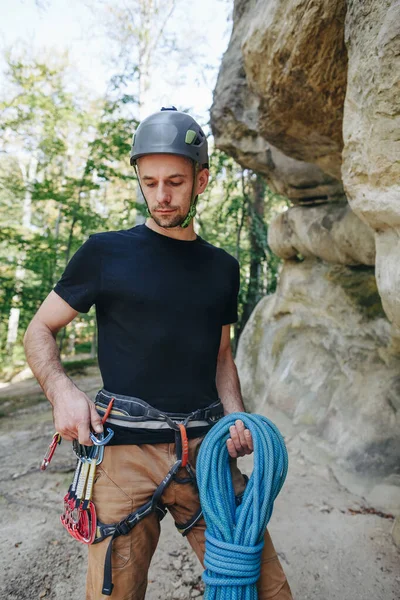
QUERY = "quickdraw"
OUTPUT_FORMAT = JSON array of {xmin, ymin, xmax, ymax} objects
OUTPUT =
[
  {"xmin": 60, "ymin": 398, "xmax": 115, "ymax": 545},
  {"xmin": 61, "ymin": 491, "xmax": 97, "ymax": 545},
  {"xmin": 60, "ymin": 446, "xmax": 102, "ymax": 545}
]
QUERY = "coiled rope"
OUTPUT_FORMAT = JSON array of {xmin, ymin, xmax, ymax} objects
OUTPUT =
[{"xmin": 196, "ymin": 412, "xmax": 288, "ymax": 600}]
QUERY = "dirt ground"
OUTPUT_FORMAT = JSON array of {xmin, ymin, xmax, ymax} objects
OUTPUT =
[{"xmin": 0, "ymin": 368, "xmax": 399, "ymax": 600}]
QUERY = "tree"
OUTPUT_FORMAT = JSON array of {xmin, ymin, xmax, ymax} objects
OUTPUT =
[
  {"xmin": 197, "ymin": 149, "xmax": 289, "ymax": 352},
  {"xmin": 0, "ymin": 47, "xmax": 138, "ymax": 374},
  {"xmin": 88, "ymin": 0, "xmax": 209, "ymax": 223},
  {"xmin": 0, "ymin": 51, "xmax": 78, "ymax": 353}
]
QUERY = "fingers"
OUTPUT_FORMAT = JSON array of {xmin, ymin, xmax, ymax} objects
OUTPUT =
[
  {"xmin": 90, "ymin": 402, "xmax": 104, "ymax": 434},
  {"xmin": 244, "ymin": 428, "xmax": 253, "ymax": 452},
  {"xmin": 226, "ymin": 419, "xmax": 253, "ymax": 458},
  {"xmin": 77, "ymin": 420, "xmax": 93, "ymax": 446},
  {"xmin": 52, "ymin": 411, "xmax": 76, "ymax": 442},
  {"xmin": 57, "ymin": 431, "xmax": 75, "ymax": 442},
  {"xmin": 53, "ymin": 393, "xmax": 101, "ymax": 444},
  {"xmin": 227, "ymin": 437, "xmax": 238, "ymax": 458}
]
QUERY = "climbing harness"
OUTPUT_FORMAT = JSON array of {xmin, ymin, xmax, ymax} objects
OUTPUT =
[
  {"xmin": 91, "ymin": 390, "xmax": 223, "ymax": 596},
  {"xmin": 196, "ymin": 412, "xmax": 288, "ymax": 600}
]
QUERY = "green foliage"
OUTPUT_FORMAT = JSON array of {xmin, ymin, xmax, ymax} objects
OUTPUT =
[
  {"xmin": 63, "ymin": 357, "xmax": 98, "ymax": 375},
  {"xmin": 0, "ymin": 48, "xmax": 290, "ymax": 377},
  {"xmin": 0, "ymin": 49, "xmax": 139, "ymax": 376},
  {"xmin": 198, "ymin": 149, "xmax": 289, "ymax": 350}
]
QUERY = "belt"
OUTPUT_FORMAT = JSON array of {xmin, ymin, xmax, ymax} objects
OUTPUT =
[{"xmin": 94, "ymin": 388, "xmax": 224, "ymax": 431}]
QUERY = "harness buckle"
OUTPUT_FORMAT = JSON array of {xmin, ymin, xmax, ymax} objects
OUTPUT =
[{"xmin": 115, "ymin": 519, "xmax": 131, "ymax": 536}]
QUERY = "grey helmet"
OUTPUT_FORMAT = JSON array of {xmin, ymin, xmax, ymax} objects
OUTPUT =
[
  {"xmin": 130, "ymin": 107, "xmax": 208, "ymax": 168},
  {"xmin": 130, "ymin": 107, "xmax": 208, "ymax": 228}
]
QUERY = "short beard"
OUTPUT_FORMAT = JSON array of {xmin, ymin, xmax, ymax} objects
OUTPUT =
[{"xmin": 150, "ymin": 211, "xmax": 187, "ymax": 229}]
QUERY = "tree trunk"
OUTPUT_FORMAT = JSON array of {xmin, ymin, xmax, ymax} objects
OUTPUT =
[
  {"xmin": 6, "ymin": 157, "xmax": 37, "ymax": 353},
  {"xmin": 90, "ymin": 328, "xmax": 97, "ymax": 359},
  {"xmin": 237, "ymin": 174, "xmax": 266, "ymax": 339}
]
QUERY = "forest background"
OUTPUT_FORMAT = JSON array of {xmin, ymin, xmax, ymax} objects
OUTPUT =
[{"xmin": 0, "ymin": 0, "xmax": 288, "ymax": 382}]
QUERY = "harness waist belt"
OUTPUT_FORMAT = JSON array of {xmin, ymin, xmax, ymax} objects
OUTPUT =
[{"xmin": 94, "ymin": 388, "xmax": 224, "ymax": 431}]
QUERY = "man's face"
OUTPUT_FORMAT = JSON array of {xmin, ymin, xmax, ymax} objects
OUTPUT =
[{"xmin": 137, "ymin": 154, "xmax": 209, "ymax": 228}]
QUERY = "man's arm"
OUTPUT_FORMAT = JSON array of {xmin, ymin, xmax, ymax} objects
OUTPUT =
[
  {"xmin": 216, "ymin": 325, "xmax": 253, "ymax": 457},
  {"xmin": 216, "ymin": 325, "xmax": 245, "ymax": 413},
  {"xmin": 23, "ymin": 291, "xmax": 103, "ymax": 444}
]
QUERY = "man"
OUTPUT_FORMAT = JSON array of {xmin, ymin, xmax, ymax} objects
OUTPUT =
[{"xmin": 24, "ymin": 108, "xmax": 292, "ymax": 599}]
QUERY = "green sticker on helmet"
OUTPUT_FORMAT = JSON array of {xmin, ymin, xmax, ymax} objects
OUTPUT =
[{"xmin": 185, "ymin": 130, "xmax": 197, "ymax": 145}]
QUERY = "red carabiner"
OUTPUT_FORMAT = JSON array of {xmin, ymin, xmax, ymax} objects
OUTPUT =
[
  {"xmin": 61, "ymin": 493, "xmax": 97, "ymax": 545},
  {"xmin": 40, "ymin": 432, "xmax": 62, "ymax": 471}
]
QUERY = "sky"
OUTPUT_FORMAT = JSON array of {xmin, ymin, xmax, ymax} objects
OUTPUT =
[{"xmin": 0, "ymin": 0, "xmax": 232, "ymax": 126}]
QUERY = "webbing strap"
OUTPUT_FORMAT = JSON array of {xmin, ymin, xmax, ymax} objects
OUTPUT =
[
  {"xmin": 100, "ymin": 457, "xmax": 186, "ymax": 595},
  {"xmin": 174, "ymin": 506, "xmax": 203, "ymax": 536},
  {"xmin": 95, "ymin": 392, "xmax": 224, "ymax": 435}
]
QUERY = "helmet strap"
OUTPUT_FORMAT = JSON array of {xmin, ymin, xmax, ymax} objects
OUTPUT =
[
  {"xmin": 133, "ymin": 163, "xmax": 152, "ymax": 217},
  {"xmin": 180, "ymin": 161, "xmax": 199, "ymax": 229}
]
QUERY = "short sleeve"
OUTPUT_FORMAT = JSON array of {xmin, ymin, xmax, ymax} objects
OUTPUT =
[
  {"xmin": 222, "ymin": 258, "xmax": 240, "ymax": 325},
  {"xmin": 53, "ymin": 235, "xmax": 100, "ymax": 313}
]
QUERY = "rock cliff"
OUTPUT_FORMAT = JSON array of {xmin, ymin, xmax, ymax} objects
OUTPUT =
[{"xmin": 211, "ymin": 0, "xmax": 400, "ymax": 484}]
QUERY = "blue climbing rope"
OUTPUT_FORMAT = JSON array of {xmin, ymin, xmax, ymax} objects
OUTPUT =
[{"xmin": 196, "ymin": 412, "xmax": 288, "ymax": 600}]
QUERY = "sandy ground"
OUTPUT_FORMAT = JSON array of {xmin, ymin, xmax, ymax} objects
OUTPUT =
[{"xmin": 0, "ymin": 369, "xmax": 399, "ymax": 600}]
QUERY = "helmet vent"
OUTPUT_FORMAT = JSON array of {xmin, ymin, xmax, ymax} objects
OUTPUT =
[{"xmin": 185, "ymin": 129, "xmax": 205, "ymax": 146}]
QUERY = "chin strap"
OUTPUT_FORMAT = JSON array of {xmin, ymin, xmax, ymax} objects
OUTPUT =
[
  {"xmin": 180, "ymin": 161, "xmax": 199, "ymax": 229},
  {"xmin": 133, "ymin": 161, "xmax": 199, "ymax": 228}
]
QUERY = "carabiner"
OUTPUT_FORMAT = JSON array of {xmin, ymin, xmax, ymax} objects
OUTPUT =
[
  {"xmin": 40, "ymin": 432, "xmax": 62, "ymax": 470},
  {"xmin": 89, "ymin": 428, "xmax": 114, "ymax": 446}
]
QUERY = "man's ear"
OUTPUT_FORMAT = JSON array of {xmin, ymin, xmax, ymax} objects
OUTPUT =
[{"xmin": 196, "ymin": 168, "xmax": 209, "ymax": 195}]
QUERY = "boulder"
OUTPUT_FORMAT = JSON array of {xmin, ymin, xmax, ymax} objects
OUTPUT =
[
  {"xmin": 268, "ymin": 202, "xmax": 375, "ymax": 265},
  {"xmin": 213, "ymin": 0, "xmax": 400, "ymax": 488}
]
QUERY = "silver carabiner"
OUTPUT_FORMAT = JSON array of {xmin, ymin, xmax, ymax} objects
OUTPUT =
[{"xmin": 89, "ymin": 427, "xmax": 114, "ymax": 446}]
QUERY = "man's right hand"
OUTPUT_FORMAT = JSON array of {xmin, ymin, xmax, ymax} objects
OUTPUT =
[{"xmin": 52, "ymin": 388, "xmax": 103, "ymax": 445}]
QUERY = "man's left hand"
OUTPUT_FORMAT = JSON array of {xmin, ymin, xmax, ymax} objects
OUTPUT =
[{"xmin": 226, "ymin": 419, "xmax": 254, "ymax": 458}]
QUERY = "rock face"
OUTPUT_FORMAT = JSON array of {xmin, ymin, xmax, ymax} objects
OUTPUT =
[
  {"xmin": 210, "ymin": 0, "xmax": 345, "ymax": 204},
  {"xmin": 236, "ymin": 259, "xmax": 400, "ymax": 475},
  {"xmin": 212, "ymin": 0, "xmax": 400, "ymax": 481},
  {"xmin": 342, "ymin": 0, "xmax": 400, "ymax": 337},
  {"xmin": 241, "ymin": 0, "xmax": 347, "ymax": 180}
]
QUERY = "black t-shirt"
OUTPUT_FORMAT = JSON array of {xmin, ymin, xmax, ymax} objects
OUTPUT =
[{"xmin": 53, "ymin": 224, "xmax": 240, "ymax": 443}]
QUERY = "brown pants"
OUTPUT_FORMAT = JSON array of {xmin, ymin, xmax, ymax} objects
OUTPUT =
[{"xmin": 86, "ymin": 437, "xmax": 292, "ymax": 600}]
